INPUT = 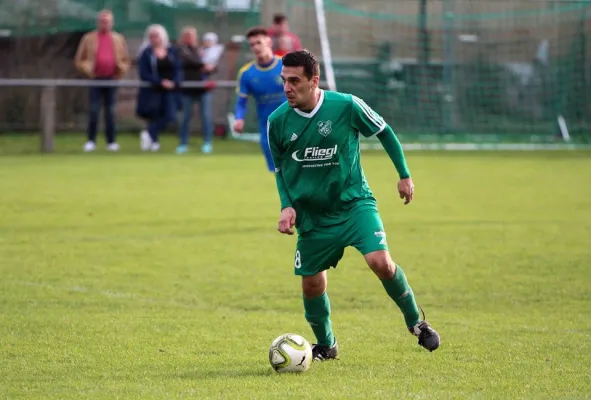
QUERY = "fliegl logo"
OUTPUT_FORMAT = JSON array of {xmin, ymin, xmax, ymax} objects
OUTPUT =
[{"xmin": 292, "ymin": 145, "xmax": 338, "ymax": 162}]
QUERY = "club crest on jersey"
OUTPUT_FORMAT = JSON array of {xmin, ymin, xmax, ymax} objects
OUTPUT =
[{"xmin": 317, "ymin": 121, "xmax": 332, "ymax": 137}]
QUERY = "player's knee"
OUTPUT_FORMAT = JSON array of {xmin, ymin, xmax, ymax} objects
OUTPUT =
[
  {"xmin": 366, "ymin": 251, "xmax": 395, "ymax": 280},
  {"xmin": 302, "ymin": 273, "xmax": 326, "ymax": 298}
]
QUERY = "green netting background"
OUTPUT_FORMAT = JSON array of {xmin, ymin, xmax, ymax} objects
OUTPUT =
[
  {"xmin": 263, "ymin": 0, "xmax": 591, "ymax": 143},
  {"xmin": 0, "ymin": 0, "xmax": 260, "ymax": 41}
]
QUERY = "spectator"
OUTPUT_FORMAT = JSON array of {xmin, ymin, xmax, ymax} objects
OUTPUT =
[
  {"xmin": 268, "ymin": 14, "xmax": 302, "ymax": 53},
  {"xmin": 177, "ymin": 27, "xmax": 214, "ymax": 154},
  {"xmin": 137, "ymin": 27, "xmax": 152, "ymax": 151},
  {"xmin": 201, "ymin": 32, "xmax": 224, "ymax": 67},
  {"xmin": 194, "ymin": 32, "xmax": 224, "ymax": 154},
  {"xmin": 74, "ymin": 9, "xmax": 130, "ymax": 152},
  {"xmin": 135, "ymin": 24, "xmax": 183, "ymax": 152},
  {"xmin": 274, "ymin": 33, "xmax": 293, "ymax": 57}
]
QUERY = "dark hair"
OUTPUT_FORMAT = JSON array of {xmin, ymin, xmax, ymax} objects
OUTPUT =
[
  {"xmin": 273, "ymin": 14, "xmax": 287, "ymax": 24},
  {"xmin": 246, "ymin": 26, "xmax": 269, "ymax": 39},
  {"xmin": 282, "ymin": 50, "xmax": 320, "ymax": 80}
]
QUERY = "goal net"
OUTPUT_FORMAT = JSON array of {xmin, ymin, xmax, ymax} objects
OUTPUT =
[{"xmin": 233, "ymin": 0, "xmax": 591, "ymax": 150}]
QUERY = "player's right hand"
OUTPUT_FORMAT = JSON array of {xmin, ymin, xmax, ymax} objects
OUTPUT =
[
  {"xmin": 233, "ymin": 119, "xmax": 245, "ymax": 133},
  {"xmin": 278, "ymin": 207, "xmax": 296, "ymax": 235}
]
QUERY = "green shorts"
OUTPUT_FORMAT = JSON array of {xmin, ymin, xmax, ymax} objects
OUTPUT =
[{"xmin": 294, "ymin": 208, "xmax": 388, "ymax": 276}]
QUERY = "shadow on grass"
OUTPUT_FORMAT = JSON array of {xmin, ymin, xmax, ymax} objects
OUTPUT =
[{"xmin": 176, "ymin": 367, "xmax": 277, "ymax": 380}]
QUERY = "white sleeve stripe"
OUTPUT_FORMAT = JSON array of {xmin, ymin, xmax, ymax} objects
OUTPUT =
[
  {"xmin": 352, "ymin": 96, "xmax": 384, "ymax": 129},
  {"xmin": 267, "ymin": 120, "xmax": 277, "ymax": 173},
  {"xmin": 355, "ymin": 99, "xmax": 384, "ymax": 129},
  {"xmin": 368, "ymin": 122, "xmax": 387, "ymax": 137},
  {"xmin": 266, "ymin": 119, "xmax": 271, "ymax": 149},
  {"xmin": 353, "ymin": 96, "xmax": 381, "ymax": 125}
]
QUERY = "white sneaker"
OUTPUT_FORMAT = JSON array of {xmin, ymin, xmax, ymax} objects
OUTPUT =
[
  {"xmin": 140, "ymin": 130, "xmax": 152, "ymax": 151},
  {"xmin": 106, "ymin": 143, "xmax": 120, "ymax": 152},
  {"xmin": 84, "ymin": 141, "xmax": 96, "ymax": 152},
  {"xmin": 150, "ymin": 142, "xmax": 160, "ymax": 152}
]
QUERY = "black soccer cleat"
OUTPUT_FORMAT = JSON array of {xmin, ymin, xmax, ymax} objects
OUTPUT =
[
  {"xmin": 311, "ymin": 339, "xmax": 339, "ymax": 362},
  {"xmin": 409, "ymin": 307, "xmax": 441, "ymax": 352}
]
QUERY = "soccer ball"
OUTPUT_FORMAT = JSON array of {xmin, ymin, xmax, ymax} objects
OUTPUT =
[{"xmin": 268, "ymin": 333, "xmax": 313, "ymax": 373}]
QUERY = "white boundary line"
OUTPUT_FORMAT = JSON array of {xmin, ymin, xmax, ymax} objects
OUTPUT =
[{"xmin": 227, "ymin": 113, "xmax": 590, "ymax": 151}]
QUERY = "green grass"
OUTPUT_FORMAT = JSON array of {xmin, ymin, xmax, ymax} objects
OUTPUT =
[{"xmin": 1, "ymin": 135, "xmax": 590, "ymax": 399}]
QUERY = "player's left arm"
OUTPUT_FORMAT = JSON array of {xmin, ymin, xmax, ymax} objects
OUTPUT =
[
  {"xmin": 350, "ymin": 95, "xmax": 414, "ymax": 204},
  {"xmin": 268, "ymin": 119, "xmax": 296, "ymax": 234},
  {"xmin": 267, "ymin": 120, "xmax": 292, "ymax": 209}
]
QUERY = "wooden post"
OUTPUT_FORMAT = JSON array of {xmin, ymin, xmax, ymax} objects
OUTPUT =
[{"xmin": 39, "ymin": 85, "xmax": 56, "ymax": 153}]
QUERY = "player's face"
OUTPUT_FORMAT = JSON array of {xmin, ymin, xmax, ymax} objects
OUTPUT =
[
  {"xmin": 248, "ymin": 35, "xmax": 272, "ymax": 59},
  {"xmin": 281, "ymin": 66, "xmax": 319, "ymax": 109}
]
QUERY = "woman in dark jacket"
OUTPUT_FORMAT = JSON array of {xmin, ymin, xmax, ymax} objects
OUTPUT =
[
  {"xmin": 136, "ymin": 24, "xmax": 183, "ymax": 152},
  {"xmin": 176, "ymin": 26, "xmax": 205, "ymax": 155}
]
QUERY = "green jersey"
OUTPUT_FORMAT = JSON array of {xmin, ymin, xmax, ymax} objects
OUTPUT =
[{"xmin": 267, "ymin": 90, "xmax": 388, "ymax": 234}]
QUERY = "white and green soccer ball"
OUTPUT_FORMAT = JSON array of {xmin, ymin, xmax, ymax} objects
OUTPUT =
[{"xmin": 268, "ymin": 333, "xmax": 313, "ymax": 373}]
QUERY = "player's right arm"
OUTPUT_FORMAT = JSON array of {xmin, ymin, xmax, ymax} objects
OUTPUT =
[
  {"xmin": 267, "ymin": 118, "xmax": 296, "ymax": 235},
  {"xmin": 233, "ymin": 64, "xmax": 251, "ymax": 133}
]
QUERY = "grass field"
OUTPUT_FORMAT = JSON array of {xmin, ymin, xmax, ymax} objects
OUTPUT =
[{"xmin": 1, "ymin": 135, "xmax": 590, "ymax": 399}]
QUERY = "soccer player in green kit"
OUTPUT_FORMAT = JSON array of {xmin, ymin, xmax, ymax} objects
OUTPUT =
[{"xmin": 267, "ymin": 50, "xmax": 441, "ymax": 361}]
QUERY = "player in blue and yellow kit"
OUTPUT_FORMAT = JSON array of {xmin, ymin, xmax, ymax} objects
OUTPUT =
[{"xmin": 233, "ymin": 27, "xmax": 286, "ymax": 172}]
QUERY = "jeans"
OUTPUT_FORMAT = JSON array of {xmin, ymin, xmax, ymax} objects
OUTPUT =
[
  {"xmin": 179, "ymin": 91, "xmax": 213, "ymax": 146},
  {"xmin": 147, "ymin": 91, "xmax": 177, "ymax": 143},
  {"xmin": 88, "ymin": 79, "xmax": 117, "ymax": 144},
  {"xmin": 148, "ymin": 116, "xmax": 169, "ymax": 144}
]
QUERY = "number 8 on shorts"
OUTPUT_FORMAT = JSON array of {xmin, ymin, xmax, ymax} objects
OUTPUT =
[{"xmin": 294, "ymin": 250, "xmax": 301, "ymax": 269}]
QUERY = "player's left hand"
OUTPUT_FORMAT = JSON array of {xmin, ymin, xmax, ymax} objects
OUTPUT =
[{"xmin": 398, "ymin": 178, "xmax": 414, "ymax": 205}]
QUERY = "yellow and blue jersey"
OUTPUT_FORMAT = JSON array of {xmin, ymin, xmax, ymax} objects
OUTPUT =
[{"xmin": 235, "ymin": 56, "xmax": 287, "ymax": 133}]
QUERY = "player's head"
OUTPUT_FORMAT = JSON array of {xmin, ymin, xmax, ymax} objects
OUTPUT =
[
  {"xmin": 281, "ymin": 50, "xmax": 321, "ymax": 109},
  {"xmin": 246, "ymin": 26, "xmax": 273, "ymax": 61},
  {"xmin": 273, "ymin": 14, "xmax": 289, "ymax": 33}
]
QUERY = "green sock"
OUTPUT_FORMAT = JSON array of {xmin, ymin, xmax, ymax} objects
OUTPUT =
[
  {"xmin": 381, "ymin": 264, "xmax": 421, "ymax": 328},
  {"xmin": 303, "ymin": 292, "xmax": 335, "ymax": 347}
]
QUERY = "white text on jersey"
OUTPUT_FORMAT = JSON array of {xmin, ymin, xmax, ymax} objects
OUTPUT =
[{"xmin": 292, "ymin": 145, "xmax": 338, "ymax": 162}]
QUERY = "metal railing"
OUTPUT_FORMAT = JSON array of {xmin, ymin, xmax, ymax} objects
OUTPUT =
[{"xmin": 0, "ymin": 79, "xmax": 237, "ymax": 153}]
